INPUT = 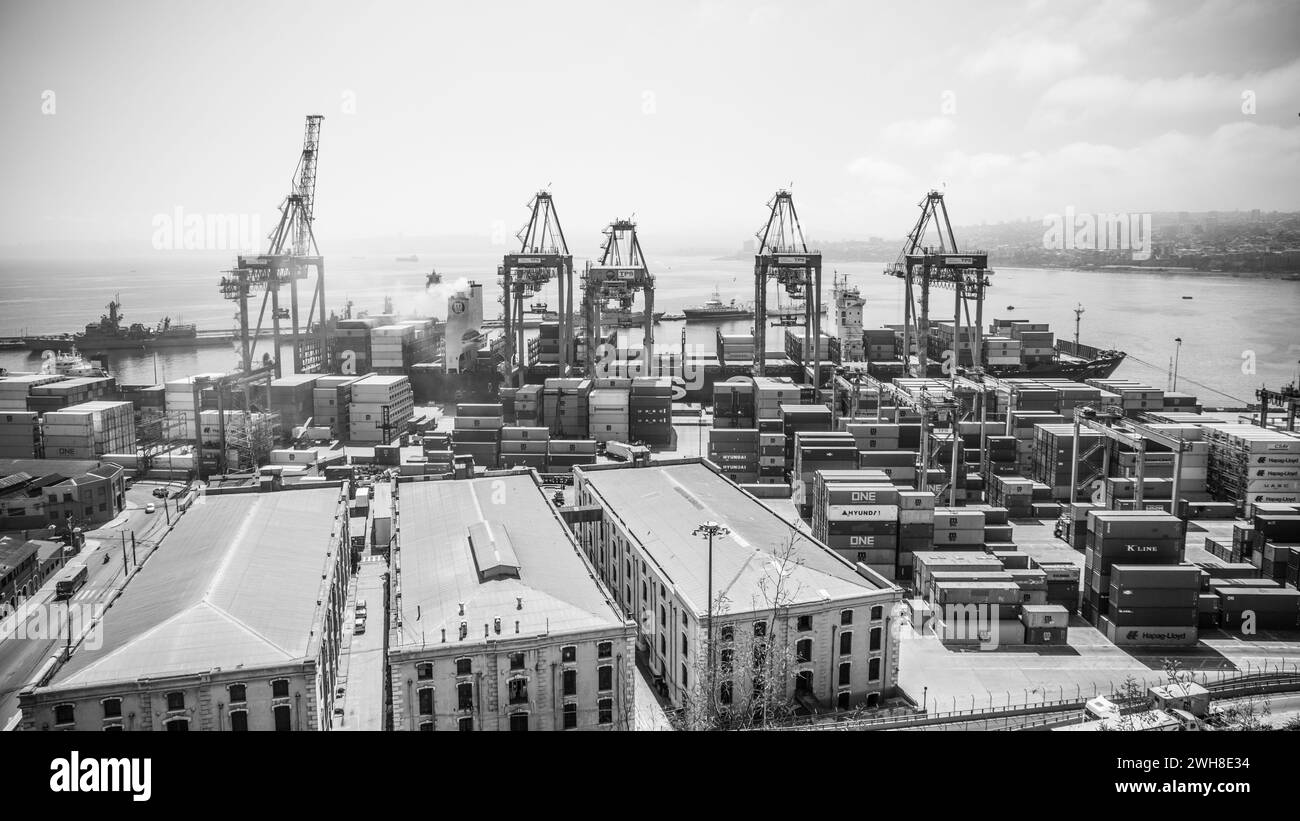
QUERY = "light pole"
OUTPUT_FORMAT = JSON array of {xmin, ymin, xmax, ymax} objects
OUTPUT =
[
  {"xmin": 692, "ymin": 521, "xmax": 729, "ymax": 709},
  {"xmin": 1172, "ymin": 337, "xmax": 1183, "ymax": 392}
]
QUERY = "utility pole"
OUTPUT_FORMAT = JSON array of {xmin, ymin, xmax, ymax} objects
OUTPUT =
[
  {"xmin": 131, "ymin": 531, "xmax": 138, "ymax": 566},
  {"xmin": 1172, "ymin": 337, "xmax": 1183, "ymax": 392},
  {"xmin": 121, "ymin": 531, "xmax": 129, "ymax": 576},
  {"xmin": 1073, "ymin": 303, "xmax": 1084, "ymax": 350}
]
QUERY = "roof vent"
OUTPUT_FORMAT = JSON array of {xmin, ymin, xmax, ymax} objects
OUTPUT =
[{"xmin": 467, "ymin": 522, "xmax": 521, "ymax": 581}]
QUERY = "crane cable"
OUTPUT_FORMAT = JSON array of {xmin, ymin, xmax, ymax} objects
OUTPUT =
[{"xmin": 1120, "ymin": 351, "xmax": 1251, "ymax": 405}]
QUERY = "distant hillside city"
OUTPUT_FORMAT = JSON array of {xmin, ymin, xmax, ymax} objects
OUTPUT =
[{"xmin": 737, "ymin": 211, "xmax": 1300, "ymax": 275}]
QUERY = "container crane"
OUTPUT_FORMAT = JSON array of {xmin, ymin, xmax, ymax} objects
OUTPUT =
[
  {"xmin": 582, "ymin": 218, "xmax": 655, "ymax": 373},
  {"xmin": 499, "ymin": 191, "xmax": 574, "ymax": 385},
  {"xmin": 219, "ymin": 115, "xmax": 329, "ymax": 378},
  {"xmin": 1256, "ymin": 382, "xmax": 1300, "ymax": 431},
  {"xmin": 753, "ymin": 190, "xmax": 823, "ymax": 383}
]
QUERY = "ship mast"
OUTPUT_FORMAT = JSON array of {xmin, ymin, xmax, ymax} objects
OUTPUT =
[{"xmin": 1073, "ymin": 302, "xmax": 1085, "ymax": 349}]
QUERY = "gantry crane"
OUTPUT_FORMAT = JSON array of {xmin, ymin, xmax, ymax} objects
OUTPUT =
[
  {"xmin": 499, "ymin": 191, "xmax": 574, "ymax": 385},
  {"xmin": 1068, "ymin": 406, "xmax": 1197, "ymax": 510},
  {"xmin": 219, "ymin": 115, "xmax": 329, "ymax": 379},
  {"xmin": 1257, "ymin": 382, "xmax": 1300, "ymax": 431},
  {"xmin": 884, "ymin": 191, "xmax": 992, "ymax": 378},
  {"xmin": 582, "ymin": 218, "xmax": 654, "ymax": 373},
  {"xmin": 753, "ymin": 190, "xmax": 823, "ymax": 382}
]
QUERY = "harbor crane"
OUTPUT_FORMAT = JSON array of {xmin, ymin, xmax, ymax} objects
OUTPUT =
[
  {"xmin": 499, "ymin": 191, "xmax": 575, "ymax": 385},
  {"xmin": 1068, "ymin": 406, "xmax": 1197, "ymax": 511},
  {"xmin": 884, "ymin": 191, "xmax": 992, "ymax": 379},
  {"xmin": 582, "ymin": 218, "xmax": 655, "ymax": 374},
  {"xmin": 1256, "ymin": 382, "xmax": 1299, "ymax": 431},
  {"xmin": 219, "ymin": 115, "xmax": 329, "ymax": 379},
  {"xmin": 753, "ymin": 190, "xmax": 823, "ymax": 383}
]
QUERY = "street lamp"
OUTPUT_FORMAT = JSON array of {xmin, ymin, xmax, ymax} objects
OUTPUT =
[
  {"xmin": 692, "ymin": 521, "xmax": 729, "ymax": 706},
  {"xmin": 1172, "ymin": 337, "xmax": 1183, "ymax": 392}
]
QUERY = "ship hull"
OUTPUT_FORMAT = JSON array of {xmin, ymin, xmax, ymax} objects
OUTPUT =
[
  {"xmin": 683, "ymin": 310, "xmax": 754, "ymax": 322},
  {"xmin": 21, "ymin": 334, "xmax": 233, "ymax": 352}
]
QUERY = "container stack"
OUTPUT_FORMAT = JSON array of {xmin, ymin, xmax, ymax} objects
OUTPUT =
[
  {"xmin": 0, "ymin": 411, "xmax": 41, "ymax": 458},
  {"xmin": 348, "ymin": 375, "xmax": 415, "ymax": 444},
  {"xmin": 1011, "ymin": 325, "xmax": 1054, "ymax": 366},
  {"xmin": 714, "ymin": 380, "xmax": 756, "ymax": 429},
  {"xmin": 42, "ymin": 400, "xmax": 135, "ymax": 458},
  {"xmin": 164, "ymin": 374, "xmax": 227, "ymax": 441},
  {"xmin": 791, "ymin": 431, "xmax": 858, "ymax": 517},
  {"xmin": 1032, "ymin": 423, "xmax": 1103, "ymax": 501},
  {"xmin": 1021, "ymin": 604, "xmax": 1070, "ymax": 645},
  {"xmin": 812, "ymin": 479, "xmax": 899, "ymax": 579},
  {"xmin": 543, "ymin": 379, "xmax": 591, "ymax": 438},
  {"xmin": 983, "ymin": 434, "xmax": 1019, "ymax": 479},
  {"xmin": 588, "ymin": 386, "xmax": 630, "ymax": 444},
  {"xmin": 1007, "ymin": 410, "xmax": 1065, "ymax": 476},
  {"xmin": 546, "ymin": 438, "xmax": 598, "ymax": 472},
  {"xmin": 332, "ymin": 317, "xmax": 380, "ymax": 374},
  {"xmin": 27, "ymin": 376, "xmax": 117, "ymax": 413},
  {"xmin": 629, "ymin": 377, "xmax": 672, "ymax": 444},
  {"xmin": 982, "ymin": 336, "xmax": 1022, "ymax": 367},
  {"xmin": 1100, "ymin": 565, "xmax": 1201, "ymax": 646},
  {"xmin": 896, "ymin": 489, "xmax": 935, "ymax": 579},
  {"xmin": 535, "ymin": 322, "xmax": 561, "ymax": 366},
  {"xmin": 716, "ymin": 331, "xmax": 755, "ymax": 363},
  {"xmin": 312, "ymin": 376, "xmax": 358, "ymax": 439},
  {"xmin": 1202, "ymin": 424, "xmax": 1300, "ymax": 514},
  {"xmin": 779, "ymin": 404, "xmax": 832, "ymax": 462},
  {"xmin": 451, "ymin": 403, "xmax": 504, "ymax": 470},
  {"xmin": 270, "ymin": 374, "xmax": 321, "ymax": 431},
  {"xmin": 1081, "ymin": 510, "xmax": 1185, "ymax": 627},
  {"xmin": 0, "ymin": 374, "xmax": 66, "ymax": 410},
  {"xmin": 757, "ymin": 428, "xmax": 786, "ymax": 484},
  {"xmin": 1218, "ymin": 585, "xmax": 1300, "ymax": 630},
  {"xmin": 514, "ymin": 385, "xmax": 543, "ymax": 427},
  {"xmin": 500, "ymin": 426, "xmax": 549, "ymax": 471},
  {"xmin": 930, "ymin": 580, "xmax": 1026, "ymax": 645},
  {"xmin": 708, "ymin": 428, "xmax": 759, "ymax": 483},
  {"xmin": 1251, "ymin": 509, "xmax": 1300, "ymax": 582},
  {"xmin": 864, "ymin": 329, "xmax": 895, "ymax": 362},
  {"xmin": 932, "ymin": 508, "xmax": 985, "ymax": 549},
  {"xmin": 371, "ymin": 322, "xmax": 436, "ymax": 374},
  {"xmin": 987, "ymin": 475, "xmax": 1034, "ymax": 517},
  {"xmin": 785, "ymin": 329, "xmax": 840, "ymax": 366}
]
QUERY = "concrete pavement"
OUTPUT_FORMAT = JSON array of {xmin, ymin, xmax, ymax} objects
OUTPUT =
[{"xmin": 335, "ymin": 558, "xmax": 387, "ymax": 731}]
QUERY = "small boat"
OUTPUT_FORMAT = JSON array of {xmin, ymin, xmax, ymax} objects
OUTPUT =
[
  {"xmin": 683, "ymin": 288, "xmax": 754, "ymax": 322},
  {"xmin": 1181, "ymin": 296, "xmax": 1193, "ymax": 300}
]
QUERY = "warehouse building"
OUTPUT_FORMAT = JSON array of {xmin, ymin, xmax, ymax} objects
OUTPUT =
[
  {"xmin": 19, "ymin": 487, "xmax": 350, "ymax": 731},
  {"xmin": 0, "ymin": 458, "xmax": 126, "ymax": 529},
  {"xmin": 573, "ymin": 460, "xmax": 904, "ymax": 714},
  {"xmin": 389, "ymin": 474, "xmax": 635, "ymax": 731}
]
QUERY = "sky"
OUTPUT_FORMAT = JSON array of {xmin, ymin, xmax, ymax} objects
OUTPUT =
[{"xmin": 0, "ymin": 0, "xmax": 1297, "ymax": 255}]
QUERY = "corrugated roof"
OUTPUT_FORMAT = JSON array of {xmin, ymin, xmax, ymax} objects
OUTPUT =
[
  {"xmin": 394, "ymin": 476, "xmax": 623, "ymax": 651},
  {"xmin": 46, "ymin": 489, "xmax": 345, "ymax": 690},
  {"xmin": 579, "ymin": 462, "xmax": 889, "ymax": 616}
]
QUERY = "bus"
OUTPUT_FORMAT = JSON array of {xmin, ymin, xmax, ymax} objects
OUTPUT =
[{"xmin": 54, "ymin": 562, "xmax": 88, "ymax": 601}]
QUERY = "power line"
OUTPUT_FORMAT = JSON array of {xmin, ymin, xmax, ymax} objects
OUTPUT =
[{"xmin": 1121, "ymin": 352, "xmax": 1250, "ymax": 405}]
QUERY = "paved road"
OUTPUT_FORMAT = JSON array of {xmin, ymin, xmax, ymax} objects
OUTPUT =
[
  {"xmin": 335, "ymin": 558, "xmax": 387, "ymax": 731},
  {"xmin": 0, "ymin": 481, "xmax": 176, "ymax": 728}
]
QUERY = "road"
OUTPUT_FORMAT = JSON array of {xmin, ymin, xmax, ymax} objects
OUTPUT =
[
  {"xmin": 0, "ymin": 480, "xmax": 177, "ymax": 728},
  {"xmin": 335, "ymin": 558, "xmax": 387, "ymax": 731}
]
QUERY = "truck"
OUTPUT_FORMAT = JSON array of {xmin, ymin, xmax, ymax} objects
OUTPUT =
[
  {"xmin": 54, "ymin": 562, "xmax": 89, "ymax": 601},
  {"xmin": 605, "ymin": 441, "xmax": 651, "ymax": 466}
]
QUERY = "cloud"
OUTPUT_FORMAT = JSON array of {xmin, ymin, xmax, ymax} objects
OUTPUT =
[
  {"xmin": 961, "ymin": 34, "xmax": 1087, "ymax": 84},
  {"xmin": 880, "ymin": 117, "xmax": 956, "ymax": 147},
  {"xmin": 846, "ymin": 156, "xmax": 913, "ymax": 188}
]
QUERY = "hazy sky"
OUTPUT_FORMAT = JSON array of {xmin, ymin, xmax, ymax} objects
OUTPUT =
[{"xmin": 1, "ymin": 0, "xmax": 1297, "ymax": 253}]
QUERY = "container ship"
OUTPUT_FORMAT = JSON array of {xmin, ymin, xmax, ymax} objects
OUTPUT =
[{"xmin": 20, "ymin": 297, "xmax": 231, "ymax": 352}]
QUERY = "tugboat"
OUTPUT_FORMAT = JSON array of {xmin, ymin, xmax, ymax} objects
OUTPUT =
[
  {"xmin": 682, "ymin": 288, "xmax": 754, "ymax": 322},
  {"xmin": 48, "ymin": 347, "xmax": 111, "ymax": 378}
]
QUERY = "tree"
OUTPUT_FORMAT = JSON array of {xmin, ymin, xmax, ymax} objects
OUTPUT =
[{"xmin": 670, "ymin": 535, "xmax": 807, "ymax": 731}]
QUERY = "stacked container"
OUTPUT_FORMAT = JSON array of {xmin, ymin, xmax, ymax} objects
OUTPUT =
[
  {"xmin": 348, "ymin": 375, "xmax": 415, "ymax": 443},
  {"xmin": 791, "ymin": 431, "xmax": 858, "ymax": 517},
  {"xmin": 270, "ymin": 374, "xmax": 321, "ymax": 431},
  {"xmin": 546, "ymin": 438, "xmax": 598, "ymax": 472},
  {"xmin": 1202, "ymin": 424, "xmax": 1300, "ymax": 513},
  {"xmin": 312, "ymin": 375, "xmax": 358, "ymax": 438},
  {"xmin": 0, "ymin": 374, "xmax": 67, "ymax": 410},
  {"xmin": 27, "ymin": 376, "xmax": 117, "ymax": 413},
  {"xmin": 42, "ymin": 400, "xmax": 135, "ymax": 458},
  {"xmin": 452, "ymin": 404, "xmax": 504, "ymax": 469},
  {"xmin": 812, "ymin": 478, "xmax": 899, "ymax": 579},
  {"xmin": 714, "ymin": 380, "xmax": 756, "ymax": 429},
  {"xmin": 629, "ymin": 377, "xmax": 672, "ymax": 444},
  {"xmin": 542, "ymin": 379, "xmax": 590, "ymax": 437},
  {"xmin": 709, "ymin": 428, "xmax": 759, "ymax": 483},
  {"xmin": 896, "ymin": 490, "xmax": 936, "ymax": 579},
  {"xmin": 1100, "ymin": 564, "xmax": 1201, "ymax": 645},
  {"xmin": 588, "ymin": 387, "xmax": 630, "ymax": 444},
  {"xmin": 932, "ymin": 508, "xmax": 985, "ymax": 549},
  {"xmin": 514, "ymin": 384, "xmax": 543, "ymax": 426},
  {"xmin": 1032, "ymin": 423, "xmax": 1103, "ymax": 501},
  {"xmin": 500, "ymin": 426, "xmax": 549, "ymax": 471},
  {"xmin": 1081, "ymin": 510, "xmax": 1184, "ymax": 625},
  {"xmin": 0, "ymin": 410, "xmax": 41, "ymax": 458}
]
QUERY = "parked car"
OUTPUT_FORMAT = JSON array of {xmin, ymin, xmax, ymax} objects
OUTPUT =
[
  {"xmin": 354, "ymin": 617, "xmax": 366, "ymax": 635},
  {"xmin": 355, "ymin": 601, "xmax": 367, "ymax": 615},
  {"xmin": 152, "ymin": 487, "xmax": 168, "ymax": 499},
  {"xmin": 145, "ymin": 503, "xmax": 156, "ymax": 514}
]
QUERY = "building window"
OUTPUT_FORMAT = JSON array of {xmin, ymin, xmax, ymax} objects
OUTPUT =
[
  {"xmin": 681, "ymin": 633, "xmax": 688, "ymax": 657},
  {"xmin": 795, "ymin": 638, "xmax": 812, "ymax": 664},
  {"xmin": 840, "ymin": 609, "xmax": 854, "ymax": 626},
  {"xmin": 417, "ymin": 688, "xmax": 433, "ymax": 716},
  {"xmin": 840, "ymin": 631, "xmax": 852, "ymax": 655},
  {"xmin": 868, "ymin": 657, "xmax": 881, "ymax": 682},
  {"xmin": 719, "ymin": 681, "xmax": 733, "ymax": 706},
  {"xmin": 869, "ymin": 627, "xmax": 882, "ymax": 652},
  {"xmin": 165, "ymin": 718, "xmax": 189, "ymax": 732},
  {"xmin": 680, "ymin": 664, "xmax": 688, "ymax": 688},
  {"xmin": 166, "ymin": 691, "xmax": 185, "ymax": 711},
  {"xmin": 837, "ymin": 691, "xmax": 851, "ymax": 711},
  {"xmin": 562, "ymin": 669, "xmax": 577, "ymax": 697},
  {"xmin": 458, "ymin": 717, "xmax": 473, "ymax": 731},
  {"xmin": 720, "ymin": 648, "xmax": 734, "ymax": 673},
  {"xmin": 560, "ymin": 702, "xmax": 579, "ymax": 729},
  {"xmin": 509, "ymin": 713, "xmax": 529, "ymax": 732},
  {"xmin": 54, "ymin": 704, "xmax": 74, "ymax": 726},
  {"xmin": 659, "ymin": 605, "xmax": 666, "ymax": 627},
  {"xmin": 681, "ymin": 611, "xmax": 688, "ymax": 627},
  {"xmin": 720, "ymin": 624, "xmax": 734, "ymax": 643},
  {"xmin": 509, "ymin": 652, "xmax": 525, "ymax": 670},
  {"xmin": 597, "ymin": 641, "xmax": 612, "ymax": 659},
  {"xmin": 642, "ymin": 581, "xmax": 647, "ymax": 601},
  {"xmin": 796, "ymin": 614, "xmax": 812, "ymax": 632},
  {"xmin": 561, "ymin": 645, "xmax": 577, "ymax": 663},
  {"xmin": 838, "ymin": 662, "xmax": 851, "ymax": 686},
  {"xmin": 455, "ymin": 657, "xmax": 472, "ymax": 676},
  {"xmin": 795, "ymin": 670, "xmax": 813, "ymax": 693},
  {"xmin": 753, "ymin": 621, "xmax": 767, "ymax": 638},
  {"xmin": 659, "ymin": 633, "xmax": 666, "ymax": 656},
  {"xmin": 871, "ymin": 605, "xmax": 883, "ymax": 621},
  {"xmin": 230, "ymin": 710, "xmax": 248, "ymax": 731},
  {"xmin": 273, "ymin": 704, "xmax": 291, "ymax": 731},
  {"xmin": 457, "ymin": 682, "xmax": 473, "ymax": 711},
  {"xmin": 416, "ymin": 662, "xmax": 433, "ymax": 680},
  {"xmin": 228, "ymin": 684, "xmax": 246, "ymax": 704},
  {"xmin": 418, "ymin": 721, "xmax": 433, "ymax": 732},
  {"xmin": 508, "ymin": 678, "xmax": 529, "ymax": 705},
  {"xmin": 272, "ymin": 679, "xmax": 290, "ymax": 699},
  {"xmin": 598, "ymin": 665, "xmax": 613, "ymax": 692},
  {"xmin": 102, "ymin": 698, "xmax": 122, "ymax": 719},
  {"xmin": 598, "ymin": 698, "xmax": 613, "ymax": 725},
  {"xmin": 866, "ymin": 693, "xmax": 880, "ymax": 708}
]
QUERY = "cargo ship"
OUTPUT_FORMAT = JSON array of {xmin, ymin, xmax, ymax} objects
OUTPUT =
[
  {"xmin": 683, "ymin": 289, "xmax": 754, "ymax": 322},
  {"xmin": 20, "ymin": 297, "xmax": 230, "ymax": 352}
]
